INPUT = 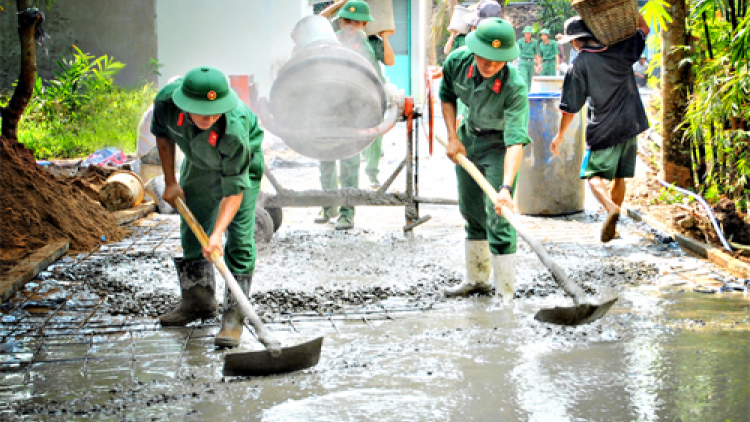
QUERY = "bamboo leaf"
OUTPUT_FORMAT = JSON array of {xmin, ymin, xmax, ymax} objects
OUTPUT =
[{"xmin": 641, "ymin": 0, "xmax": 673, "ymax": 33}]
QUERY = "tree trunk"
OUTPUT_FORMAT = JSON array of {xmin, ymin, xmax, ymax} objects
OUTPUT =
[
  {"xmin": 1, "ymin": 0, "xmax": 37, "ymax": 141},
  {"xmin": 660, "ymin": 0, "xmax": 694, "ymax": 188},
  {"xmin": 427, "ymin": 0, "xmax": 446, "ymax": 66}
]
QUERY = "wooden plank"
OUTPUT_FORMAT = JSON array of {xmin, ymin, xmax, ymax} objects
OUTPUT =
[
  {"xmin": 112, "ymin": 202, "xmax": 156, "ymax": 225},
  {"xmin": 707, "ymin": 249, "xmax": 750, "ymax": 278},
  {"xmin": 628, "ymin": 207, "xmax": 750, "ymax": 278},
  {"xmin": 674, "ymin": 233, "xmax": 710, "ymax": 258},
  {"xmin": 0, "ymin": 241, "xmax": 69, "ymax": 303}
]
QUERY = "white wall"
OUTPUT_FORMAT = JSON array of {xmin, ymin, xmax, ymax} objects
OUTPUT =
[{"xmin": 156, "ymin": 0, "xmax": 311, "ymax": 96}]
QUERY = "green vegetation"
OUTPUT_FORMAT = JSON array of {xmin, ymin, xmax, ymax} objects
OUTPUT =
[
  {"xmin": 535, "ymin": 0, "xmax": 576, "ymax": 35},
  {"xmin": 643, "ymin": 0, "xmax": 748, "ymax": 216},
  {"xmin": 653, "ymin": 186, "xmax": 694, "ymax": 205},
  {"xmin": 0, "ymin": 46, "xmax": 155, "ymax": 159},
  {"xmin": 683, "ymin": 2, "xmax": 749, "ymax": 214}
]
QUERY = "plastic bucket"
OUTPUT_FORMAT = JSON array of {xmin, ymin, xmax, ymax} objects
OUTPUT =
[
  {"xmin": 364, "ymin": 0, "xmax": 396, "ymax": 36},
  {"xmin": 448, "ymin": 5, "xmax": 472, "ymax": 34},
  {"xmin": 530, "ymin": 76, "xmax": 564, "ymax": 93},
  {"xmin": 99, "ymin": 171, "xmax": 146, "ymax": 211},
  {"xmin": 292, "ymin": 15, "xmax": 338, "ymax": 50},
  {"xmin": 514, "ymin": 92, "xmax": 585, "ymax": 215}
]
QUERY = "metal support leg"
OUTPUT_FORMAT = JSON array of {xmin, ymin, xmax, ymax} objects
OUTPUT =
[
  {"xmin": 404, "ymin": 110, "xmax": 431, "ymax": 232},
  {"xmin": 404, "ymin": 107, "xmax": 418, "ymax": 228}
]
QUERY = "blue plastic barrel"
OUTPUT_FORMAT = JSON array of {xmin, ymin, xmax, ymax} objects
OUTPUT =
[{"xmin": 514, "ymin": 92, "xmax": 585, "ymax": 215}]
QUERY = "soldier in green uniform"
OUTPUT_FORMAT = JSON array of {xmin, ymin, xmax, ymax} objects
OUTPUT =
[
  {"xmin": 151, "ymin": 66, "xmax": 264, "ymax": 348},
  {"xmin": 516, "ymin": 26, "xmax": 537, "ymax": 88},
  {"xmin": 440, "ymin": 18, "xmax": 532, "ymax": 302},
  {"xmin": 361, "ymin": 27, "xmax": 395, "ymax": 190},
  {"xmin": 316, "ymin": 0, "xmax": 394, "ymax": 228},
  {"xmin": 538, "ymin": 29, "xmax": 560, "ymax": 76},
  {"xmin": 444, "ymin": 30, "xmax": 467, "ymax": 56}
]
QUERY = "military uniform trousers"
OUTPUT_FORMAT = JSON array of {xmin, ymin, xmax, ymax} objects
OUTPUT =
[
  {"xmin": 364, "ymin": 135, "xmax": 383, "ymax": 181},
  {"xmin": 320, "ymin": 154, "xmax": 360, "ymax": 218},
  {"xmin": 518, "ymin": 58, "xmax": 535, "ymax": 89},
  {"xmin": 455, "ymin": 123, "xmax": 517, "ymax": 255},
  {"xmin": 541, "ymin": 59, "xmax": 556, "ymax": 76},
  {"xmin": 180, "ymin": 158, "xmax": 258, "ymax": 275}
]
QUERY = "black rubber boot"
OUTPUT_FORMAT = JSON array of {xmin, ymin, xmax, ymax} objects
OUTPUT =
[
  {"xmin": 215, "ymin": 273, "xmax": 252, "ymax": 348},
  {"xmin": 159, "ymin": 258, "xmax": 218, "ymax": 326}
]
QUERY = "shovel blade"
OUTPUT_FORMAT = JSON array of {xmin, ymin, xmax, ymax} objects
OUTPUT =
[
  {"xmin": 223, "ymin": 336, "xmax": 324, "ymax": 377},
  {"xmin": 534, "ymin": 298, "xmax": 618, "ymax": 326}
]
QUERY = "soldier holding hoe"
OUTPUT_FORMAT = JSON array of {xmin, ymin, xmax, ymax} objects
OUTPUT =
[
  {"xmin": 152, "ymin": 67, "xmax": 265, "ymax": 348},
  {"xmin": 440, "ymin": 18, "xmax": 532, "ymax": 301}
]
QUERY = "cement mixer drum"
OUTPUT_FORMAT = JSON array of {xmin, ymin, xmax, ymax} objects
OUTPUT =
[{"xmin": 265, "ymin": 42, "xmax": 388, "ymax": 161}]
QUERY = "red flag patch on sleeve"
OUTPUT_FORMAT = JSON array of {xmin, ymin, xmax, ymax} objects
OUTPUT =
[
  {"xmin": 208, "ymin": 131, "xmax": 218, "ymax": 147},
  {"xmin": 177, "ymin": 113, "xmax": 184, "ymax": 126},
  {"xmin": 468, "ymin": 65, "xmax": 474, "ymax": 79}
]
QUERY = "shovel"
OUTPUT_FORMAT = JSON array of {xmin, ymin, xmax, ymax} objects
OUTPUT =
[
  {"xmin": 174, "ymin": 197, "xmax": 323, "ymax": 376},
  {"xmin": 435, "ymin": 135, "xmax": 616, "ymax": 326}
]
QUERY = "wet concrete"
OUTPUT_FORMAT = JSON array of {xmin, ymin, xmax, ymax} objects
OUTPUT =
[
  {"xmin": 5, "ymin": 289, "xmax": 748, "ymax": 422},
  {"xmin": 2, "ymin": 122, "xmax": 749, "ymax": 421}
]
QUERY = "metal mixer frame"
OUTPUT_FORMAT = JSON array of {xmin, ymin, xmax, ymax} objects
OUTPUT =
[{"xmin": 260, "ymin": 96, "xmax": 456, "ymax": 233}]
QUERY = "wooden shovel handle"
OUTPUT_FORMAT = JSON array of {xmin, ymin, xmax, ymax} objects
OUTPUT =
[
  {"xmin": 174, "ymin": 197, "xmax": 213, "ymax": 254},
  {"xmin": 434, "ymin": 135, "xmax": 586, "ymax": 303},
  {"xmin": 174, "ymin": 197, "xmax": 282, "ymax": 356}
]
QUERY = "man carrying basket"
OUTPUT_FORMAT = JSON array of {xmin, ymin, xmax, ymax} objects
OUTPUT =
[{"xmin": 550, "ymin": 12, "xmax": 650, "ymax": 243}]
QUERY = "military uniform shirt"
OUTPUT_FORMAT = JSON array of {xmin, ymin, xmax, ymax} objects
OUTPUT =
[
  {"xmin": 517, "ymin": 38, "xmax": 538, "ymax": 59},
  {"xmin": 450, "ymin": 33, "xmax": 467, "ymax": 54},
  {"xmin": 539, "ymin": 40, "xmax": 558, "ymax": 61},
  {"xmin": 150, "ymin": 80, "xmax": 265, "ymax": 197},
  {"xmin": 439, "ymin": 47, "xmax": 532, "ymax": 148}
]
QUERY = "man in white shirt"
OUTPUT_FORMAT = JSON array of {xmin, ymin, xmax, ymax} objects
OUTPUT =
[{"xmin": 633, "ymin": 56, "xmax": 648, "ymax": 87}]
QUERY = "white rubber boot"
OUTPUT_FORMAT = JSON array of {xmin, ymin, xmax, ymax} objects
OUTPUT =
[
  {"xmin": 492, "ymin": 253, "xmax": 516, "ymax": 303},
  {"xmin": 445, "ymin": 240, "xmax": 492, "ymax": 297}
]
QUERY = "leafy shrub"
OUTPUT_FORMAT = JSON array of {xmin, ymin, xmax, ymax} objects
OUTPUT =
[{"xmin": 1, "ymin": 45, "xmax": 155, "ymax": 159}]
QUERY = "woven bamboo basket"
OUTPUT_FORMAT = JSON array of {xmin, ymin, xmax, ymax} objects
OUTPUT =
[{"xmin": 571, "ymin": 0, "xmax": 640, "ymax": 45}]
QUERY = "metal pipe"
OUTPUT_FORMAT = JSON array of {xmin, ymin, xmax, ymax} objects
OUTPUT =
[{"xmin": 656, "ymin": 178, "xmax": 733, "ymax": 252}]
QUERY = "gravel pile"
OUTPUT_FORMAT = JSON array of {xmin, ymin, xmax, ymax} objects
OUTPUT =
[{"xmin": 9, "ymin": 218, "xmax": 666, "ymax": 321}]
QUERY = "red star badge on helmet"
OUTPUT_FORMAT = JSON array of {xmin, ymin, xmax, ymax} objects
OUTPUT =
[
  {"xmin": 349, "ymin": 6, "xmax": 356, "ymax": 12},
  {"xmin": 492, "ymin": 39, "xmax": 501, "ymax": 48},
  {"xmin": 207, "ymin": 91, "xmax": 217, "ymax": 101}
]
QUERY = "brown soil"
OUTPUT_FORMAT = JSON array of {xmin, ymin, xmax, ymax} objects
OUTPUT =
[
  {"xmin": 1, "ymin": 137, "xmax": 129, "ymax": 273},
  {"xmin": 627, "ymin": 142, "xmax": 750, "ymax": 264}
]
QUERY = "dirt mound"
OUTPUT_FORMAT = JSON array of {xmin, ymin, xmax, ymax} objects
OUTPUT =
[
  {"xmin": 45, "ymin": 164, "xmax": 116, "ymax": 202},
  {"xmin": 1, "ymin": 137, "xmax": 128, "ymax": 271},
  {"xmin": 628, "ymin": 141, "xmax": 750, "ymax": 262},
  {"xmin": 713, "ymin": 197, "xmax": 750, "ymax": 245}
]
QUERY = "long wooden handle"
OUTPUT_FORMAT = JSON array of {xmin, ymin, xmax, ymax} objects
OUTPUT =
[
  {"xmin": 434, "ymin": 135, "xmax": 586, "ymax": 303},
  {"xmin": 174, "ymin": 197, "xmax": 282, "ymax": 356}
]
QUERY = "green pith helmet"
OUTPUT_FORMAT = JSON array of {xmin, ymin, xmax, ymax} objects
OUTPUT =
[
  {"xmin": 466, "ymin": 18, "xmax": 520, "ymax": 62},
  {"xmin": 540, "ymin": 29, "xmax": 550, "ymax": 36},
  {"xmin": 337, "ymin": 0, "xmax": 374, "ymax": 22},
  {"xmin": 522, "ymin": 26, "xmax": 534, "ymax": 34},
  {"xmin": 172, "ymin": 67, "xmax": 239, "ymax": 115}
]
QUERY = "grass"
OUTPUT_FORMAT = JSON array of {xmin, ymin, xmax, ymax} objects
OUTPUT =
[{"xmin": 2, "ymin": 85, "xmax": 156, "ymax": 160}]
